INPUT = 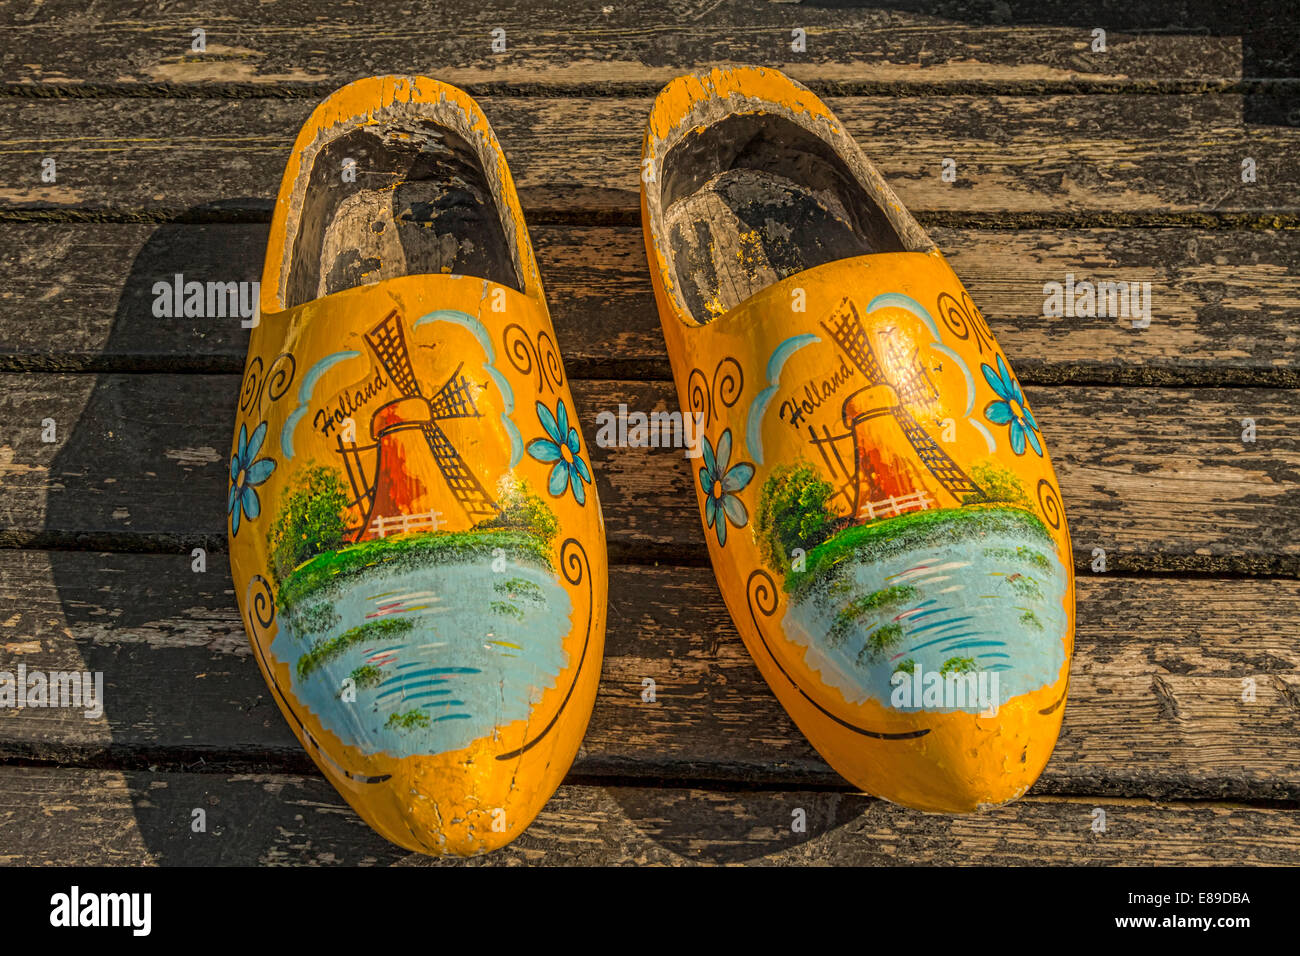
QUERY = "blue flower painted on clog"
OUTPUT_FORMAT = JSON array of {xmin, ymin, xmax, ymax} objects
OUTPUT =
[
  {"xmin": 527, "ymin": 398, "xmax": 592, "ymax": 505},
  {"xmin": 982, "ymin": 354, "xmax": 1042, "ymax": 456},
  {"xmin": 699, "ymin": 429, "xmax": 754, "ymax": 546},
  {"xmin": 228, "ymin": 421, "xmax": 276, "ymax": 536}
]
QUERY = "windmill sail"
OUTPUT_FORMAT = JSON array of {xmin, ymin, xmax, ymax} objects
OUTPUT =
[
  {"xmin": 366, "ymin": 310, "xmax": 422, "ymax": 398},
  {"xmin": 421, "ymin": 421, "xmax": 499, "ymax": 521},
  {"xmin": 822, "ymin": 298, "xmax": 982, "ymax": 500},
  {"xmin": 429, "ymin": 363, "xmax": 482, "ymax": 420},
  {"xmin": 892, "ymin": 403, "xmax": 981, "ymax": 496},
  {"xmin": 822, "ymin": 298, "xmax": 886, "ymax": 387},
  {"xmin": 336, "ymin": 432, "xmax": 377, "ymax": 521}
]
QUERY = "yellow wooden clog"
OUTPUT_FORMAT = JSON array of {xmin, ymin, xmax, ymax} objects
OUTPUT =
[
  {"xmin": 641, "ymin": 67, "xmax": 1075, "ymax": 812},
  {"xmin": 228, "ymin": 76, "xmax": 607, "ymax": 855}
]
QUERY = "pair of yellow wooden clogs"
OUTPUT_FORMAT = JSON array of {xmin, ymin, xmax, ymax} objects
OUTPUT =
[{"xmin": 228, "ymin": 69, "xmax": 1075, "ymax": 856}]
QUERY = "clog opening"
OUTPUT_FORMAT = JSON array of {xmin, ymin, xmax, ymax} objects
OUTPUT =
[
  {"xmin": 282, "ymin": 116, "xmax": 524, "ymax": 308},
  {"xmin": 657, "ymin": 111, "xmax": 925, "ymax": 325}
]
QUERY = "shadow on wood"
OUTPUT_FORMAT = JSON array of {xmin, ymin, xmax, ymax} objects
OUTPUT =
[
  {"xmin": 37, "ymin": 201, "xmax": 307, "ymax": 863},
  {"xmin": 605, "ymin": 786, "xmax": 870, "ymax": 864}
]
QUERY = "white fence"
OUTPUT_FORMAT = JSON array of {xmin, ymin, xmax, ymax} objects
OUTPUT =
[
  {"xmin": 857, "ymin": 490, "xmax": 932, "ymax": 521},
  {"xmin": 370, "ymin": 510, "xmax": 445, "ymax": 538}
]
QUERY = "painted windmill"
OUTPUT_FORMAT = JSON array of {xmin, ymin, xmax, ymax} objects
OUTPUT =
[
  {"xmin": 337, "ymin": 310, "xmax": 498, "ymax": 541},
  {"xmin": 822, "ymin": 298, "xmax": 983, "ymax": 523}
]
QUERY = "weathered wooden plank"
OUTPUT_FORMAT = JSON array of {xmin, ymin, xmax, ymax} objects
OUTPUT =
[
  {"xmin": 1, "ymin": 767, "xmax": 1294, "ymax": 865},
  {"xmin": 0, "ymin": 375, "xmax": 1295, "ymax": 572},
  {"xmin": 0, "ymin": 0, "xmax": 1275, "ymax": 94},
  {"xmin": 2, "ymin": 96, "xmax": 1296, "ymax": 219},
  {"xmin": 0, "ymin": 223, "xmax": 1295, "ymax": 386},
  {"xmin": 1, "ymin": 551, "xmax": 1297, "ymax": 800}
]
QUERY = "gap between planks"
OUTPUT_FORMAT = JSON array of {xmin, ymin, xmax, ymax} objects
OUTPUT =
[
  {"xmin": 1, "ymin": 223, "xmax": 1296, "ymax": 387},
  {"xmin": 1, "ymin": 554, "xmax": 1297, "ymax": 801},
  {"xmin": 2, "ymin": 766, "xmax": 1297, "ymax": 866},
  {"xmin": 2, "ymin": 96, "xmax": 1295, "ymax": 220},
  {"xmin": 1, "ymin": 377, "xmax": 1295, "ymax": 574},
  {"xmin": 4, "ymin": 79, "xmax": 1299, "ymax": 100},
  {"xmin": 5, "ymin": 210, "xmax": 1300, "ymax": 231}
]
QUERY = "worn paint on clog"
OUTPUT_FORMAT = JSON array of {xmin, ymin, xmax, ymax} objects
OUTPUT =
[
  {"xmin": 229, "ymin": 76, "xmax": 606, "ymax": 855},
  {"xmin": 642, "ymin": 67, "xmax": 1074, "ymax": 813}
]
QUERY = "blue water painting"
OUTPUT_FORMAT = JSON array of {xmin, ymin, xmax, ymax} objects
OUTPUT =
[
  {"xmin": 273, "ymin": 557, "xmax": 572, "ymax": 758},
  {"xmin": 784, "ymin": 529, "xmax": 1069, "ymax": 712}
]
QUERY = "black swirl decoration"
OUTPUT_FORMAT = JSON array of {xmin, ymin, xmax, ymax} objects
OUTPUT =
[
  {"xmin": 1035, "ymin": 478, "xmax": 1063, "ymax": 531},
  {"xmin": 243, "ymin": 574, "xmax": 391, "ymax": 785},
  {"xmin": 239, "ymin": 356, "xmax": 261, "ymax": 413},
  {"xmin": 497, "ymin": 537, "xmax": 593, "ymax": 761},
  {"xmin": 745, "ymin": 569, "xmax": 930, "ymax": 741},
  {"xmin": 686, "ymin": 356, "xmax": 744, "ymax": 429},
  {"xmin": 687, "ymin": 367, "xmax": 710, "ymax": 425},
  {"xmin": 245, "ymin": 574, "xmax": 276, "ymax": 637},
  {"xmin": 936, "ymin": 290, "xmax": 995, "ymax": 356},
  {"xmin": 239, "ymin": 351, "xmax": 297, "ymax": 415},
  {"xmin": 503, "ymin": 323, "xmax": 564, "ymax": 395}
]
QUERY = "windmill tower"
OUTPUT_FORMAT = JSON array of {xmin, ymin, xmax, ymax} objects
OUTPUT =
[
  {"xmin": 821, "ymin": 298, "xmax": 983, "ymax": 523},
  {"xmin": 339, "ymin": 310, "xmax": 499, "ymax": 542}
]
